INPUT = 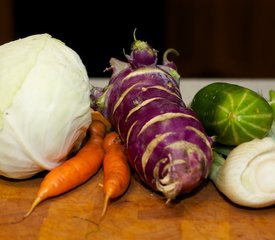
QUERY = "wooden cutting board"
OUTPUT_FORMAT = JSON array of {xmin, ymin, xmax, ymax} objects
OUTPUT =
[{"xmin": 0, "ymin": 168, "xmax": 274, "ymax": 240}]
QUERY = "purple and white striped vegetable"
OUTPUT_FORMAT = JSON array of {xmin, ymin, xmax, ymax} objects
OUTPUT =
[{"xmin": 91, "ymin": 37, "xmax": 213, "ymax": 201}]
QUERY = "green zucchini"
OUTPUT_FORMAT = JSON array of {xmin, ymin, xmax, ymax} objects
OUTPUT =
[{"xmin": 190, "ymin": 82, "xmax": 274, "ymax": 146}]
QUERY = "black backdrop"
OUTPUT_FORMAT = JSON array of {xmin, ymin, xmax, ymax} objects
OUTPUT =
[{"xmin": 14, "ymin": 1, "xmax": 165, "ymax": 77}]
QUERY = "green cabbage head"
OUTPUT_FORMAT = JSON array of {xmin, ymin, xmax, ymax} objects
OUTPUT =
[{"xmin": 0, "ymin": 34, "xmax": 91, "ymax": 179}]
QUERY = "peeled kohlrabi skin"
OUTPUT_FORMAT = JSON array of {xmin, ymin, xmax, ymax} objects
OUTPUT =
[{"xmin": 0, "ymin": 34, "xmax": 91, "ymax": 179}]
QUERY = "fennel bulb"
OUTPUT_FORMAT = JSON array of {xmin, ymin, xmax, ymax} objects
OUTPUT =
[
  {"xmin": 210, "ymin": 137, "xmax": 275, "ymax": 208},
  {"xmin": 0, "ymin": 34, "xmax": 91, "ymax": 179}
]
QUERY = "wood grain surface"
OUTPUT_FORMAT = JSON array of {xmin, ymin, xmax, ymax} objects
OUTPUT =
[{"xmin": 0, "ymin": 168, "xmax": 274, "ymax": 240}]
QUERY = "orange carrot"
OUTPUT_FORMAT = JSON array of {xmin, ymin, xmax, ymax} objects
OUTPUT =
[
  {"xmin": 24, "ymin": 112, "xmax": 109, "ymax": 218},
  {"xmin": 101, "ymin": 132, "xmax": 131, "ymax": 217},
  {"xmin": 92, "ymin": 110, "xmax": 112, "ymax": 132}
]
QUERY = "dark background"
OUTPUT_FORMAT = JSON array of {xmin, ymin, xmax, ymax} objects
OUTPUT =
[
  {"xmin": 1, "ymin": 0, "xmax": 275, "ymax": 79},
  {"xmin": 12, "ymin": 0, "xmax": 166, "ymax": 78}
]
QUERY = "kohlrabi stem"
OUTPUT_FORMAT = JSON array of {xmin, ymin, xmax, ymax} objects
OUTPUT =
[
  {"xmin": 133, "ymin": 28, "xmax": 138, "ymax": 42},
  {"xmin": 163, "ymin": 48, "xmax": 180, "ymax": 66}
]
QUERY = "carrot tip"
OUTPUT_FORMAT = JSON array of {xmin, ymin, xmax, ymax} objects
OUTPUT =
[
  {"xmin": 23, "ymin": 197, "xmax": 42, "ymax": 219},
  {"xmin": 101, "ymin": 194, "xmax": 110, "ymax": 219}
]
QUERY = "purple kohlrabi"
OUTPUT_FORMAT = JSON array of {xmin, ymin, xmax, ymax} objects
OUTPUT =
[{"xmin": 90, "ymin": 35, "xmax": 213, "ymax": 202}]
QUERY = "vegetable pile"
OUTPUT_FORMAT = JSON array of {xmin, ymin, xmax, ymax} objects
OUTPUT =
[
  {"xmin": 91, "ymin": 34, "xmax": 213, "ymax": 201},
  {"xmin": 1, "ymin": 31, "xmax": 275, "ymax": 220},
  {"xmin": 0, "ymin": 34, "xmax": 91, "ymax": 179}
]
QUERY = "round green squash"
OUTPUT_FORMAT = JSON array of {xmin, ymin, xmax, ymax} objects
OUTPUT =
[{"xmin": 190, "ymin": 82, "xmax": 274, "ymax": 146}]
